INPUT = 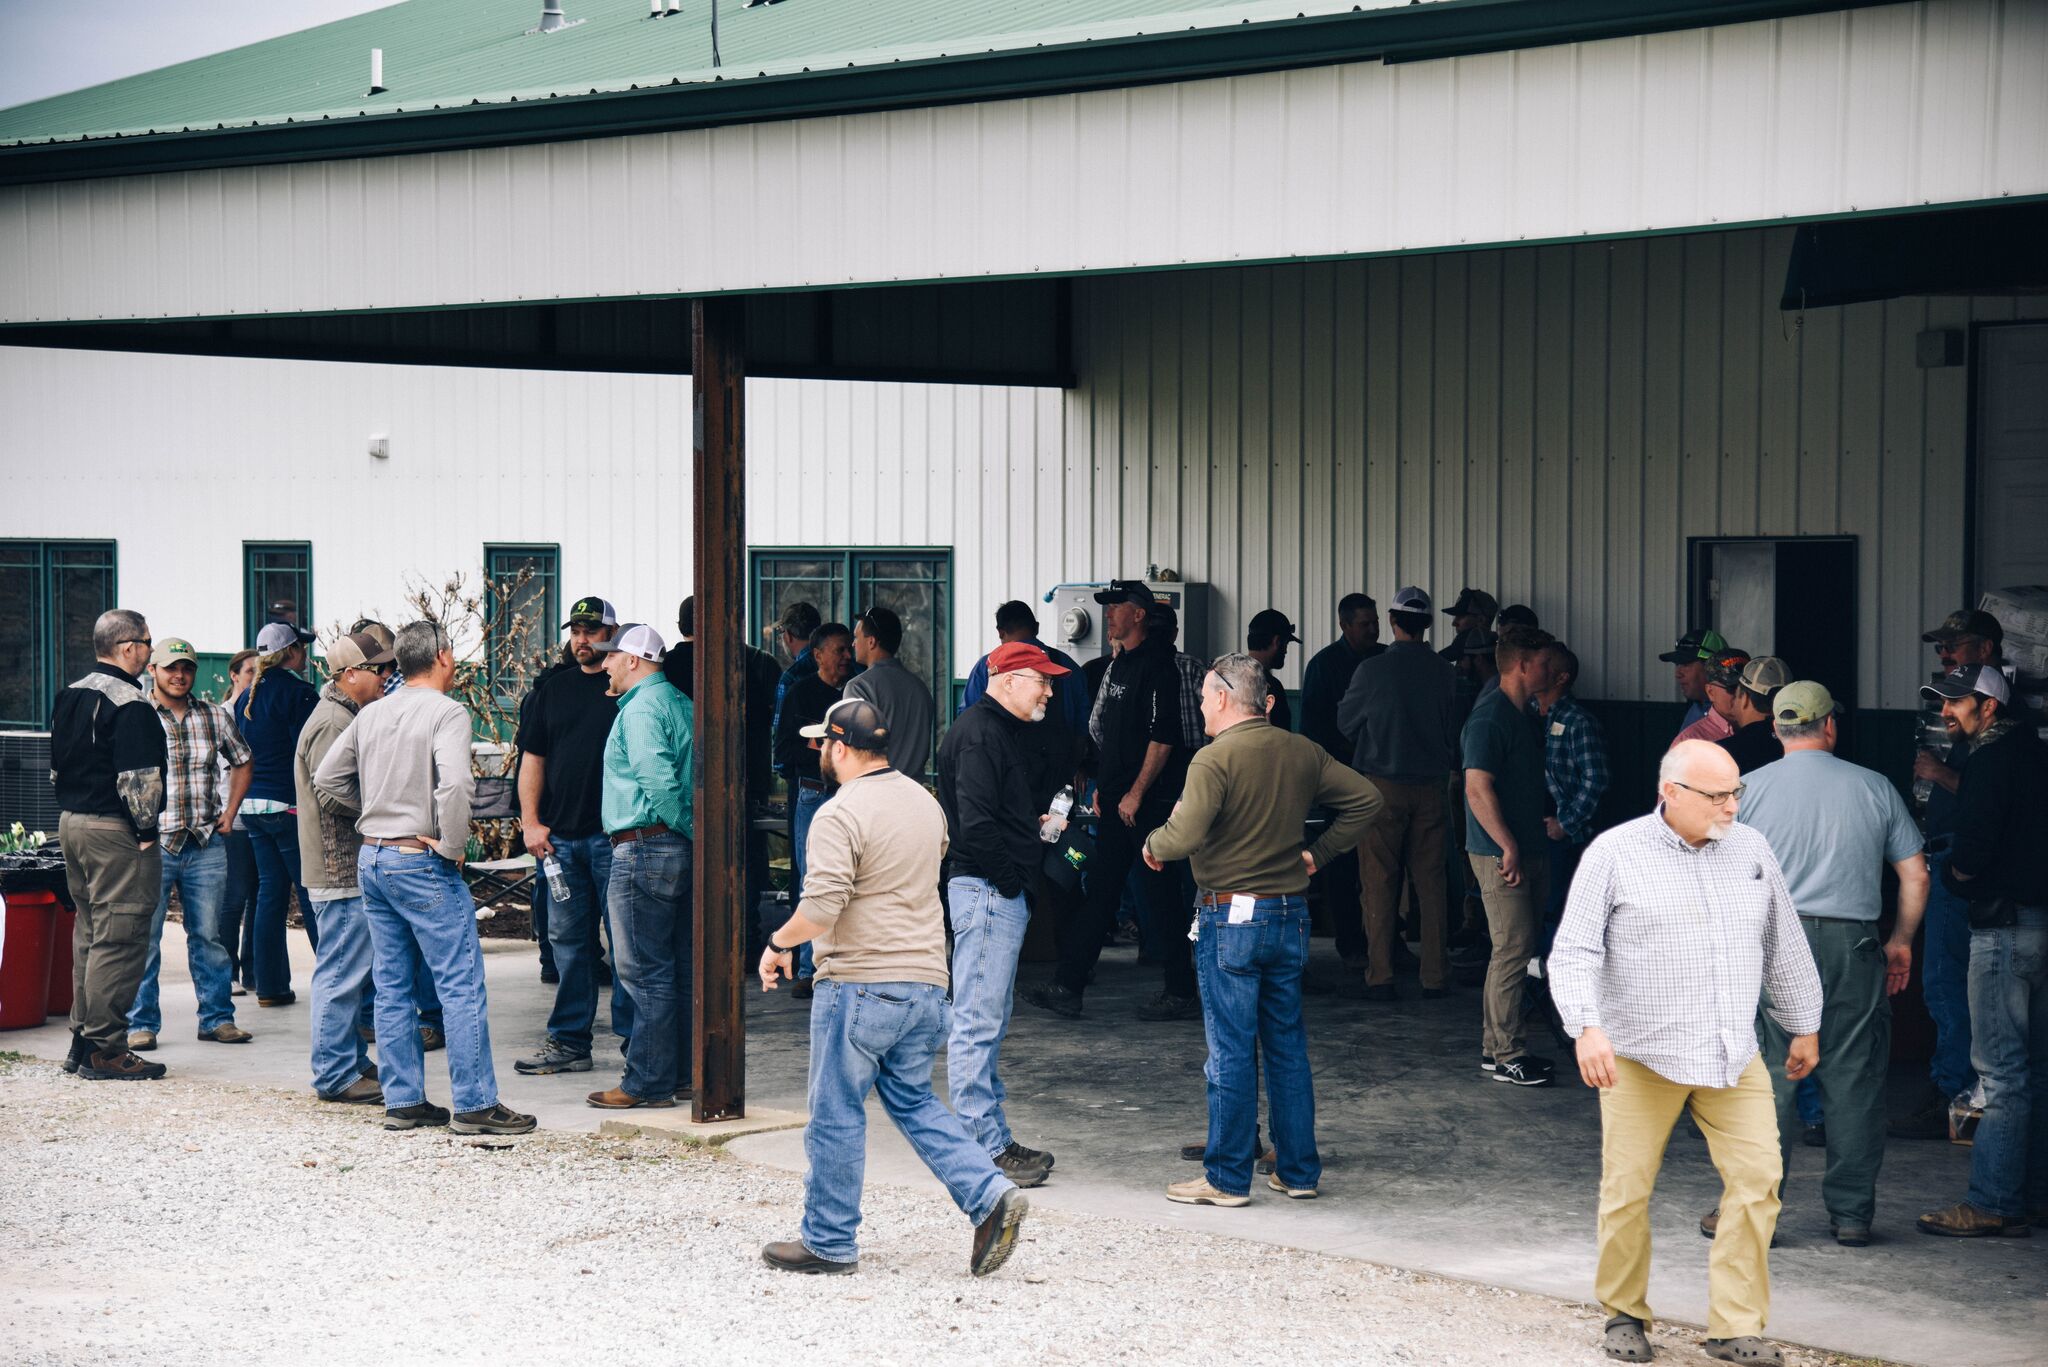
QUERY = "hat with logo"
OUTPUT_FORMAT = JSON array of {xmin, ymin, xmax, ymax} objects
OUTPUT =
[
  {"xmin": 1738, "ymin": 656, "xmax": 1794, "ymax": 697},
  {"xmin": 1093, "ymin": 579, "xmax": 1157, "ymax": 609},
  {"xmin": 562, "ymin": 595, "xmax": 619, "ymax": 630},
  {"xmin": 1921, "ymin": 608, "xmax": 2004, "ymax": 646},
  {"xmin": 1445, "ymin": 588, "xmax": 1499, "ymax": 621},
  {"xmin": 1246, "ymin": 609, "xmax": 1301, "ymax": 646},
  {"xmin": 255, "ymin": 621, "xmax": 316, "ymax": 653},
  {"xmin": 1390, "ymin": 586, "xmax": 1433, "ymax": 615},
  {"xmin": 1702, "ymin": 649, "xmax": 1753, "ymax": 691},
  {"xmin": 150, "ymin": 638, "xmax": 199, "ymax": 668},
  {"xmin": 800, "ymin": 696, "xmax": 891, "ymax": 750},
  {"xmin": 1658, "ymin": 627, "xmax": 1729, "ymax": 664},
  {"xmin": 1920, "ymin": 663, "xmax": 2012, "ymax": 705},
  {"xmin": 987, "ymin": 641, "xmax": 1072, "ymax": 678},
  {"xmin": 1774, "ymin": 680, "xmax": 1838, "ymax": 725},
  {"xmin": 590, "ymin": 622, "xmax": 666, "ymax": 663},
  {"xmin": 326, "ymin": 630, "xmax": 396, "ymax": 673}
]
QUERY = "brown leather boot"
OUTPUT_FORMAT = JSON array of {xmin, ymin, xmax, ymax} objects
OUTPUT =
[{"xmin": 1916, "ymin": 1201, "xmax": 2030, "ymax": 1238}]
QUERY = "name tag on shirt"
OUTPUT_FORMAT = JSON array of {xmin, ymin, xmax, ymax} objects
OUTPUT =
[
  {"xmin": 1549, "ymin": 722, "xmax": 1566, "ymax": 736},
  {"xmin": 1229, "ymin": 894, "xmax": 1256, "ymax": 924}
]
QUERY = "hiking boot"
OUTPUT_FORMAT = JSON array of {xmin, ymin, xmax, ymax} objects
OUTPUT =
[
  {"xmin": 1001, "ymin": 1140, "xmax": 1054, "ymax": 1171},
  {"xmin": 1491, "ymin": 1055, "xmax": 1556, "ymax": 1087},
  {"xmin": 127, "ymin": 1029, "xmax": 158, "ymax": 1051},
  {"xmin": 384, "ymin": 1102, "xmax": 451, "ymax": 1130},
  {"xmin": 451, "ymin": 1103, "xmax": 537, "ymax": 1135},
  {"xmin": 418, "ymin": 1025, "xmax": 446, "ymax": 1053},
  {"xmin": 1916, "ymin": 1201, "xmax": 2030, "ymax": 1238},
  {"xmin": 995, "ymin": 1143, "xmax": 1050, "ymax": 1188},
  {"xmin": 79, "ymin": 1048, "xmax": 167, "ymax": 1081},
  {"xmin": 1025, "ymin": 982, "xmax": 1084, "ymax": 1019},
  {"xmin": 586, "ymin": 1088, "xmax": 674, "ymax": 1110},
  {"xmin": 62, "ymin": 1032, "xmax": 89, "ymax": 1074},
  {"xmin": 1266, "ymin": 1173, "xmax": 1317, "ymax": 1200},
  {"xmin": 198, "ymin": 1023, "xmax": 253, "ymax": 1044},
  {"xmin": 320, "ymin": 1075, "xmax": 385, "ymax": 1105},
  {"xmin": 514, "ymin": 1037, "xmax": 593, "ymax": 1075},
  {"xmin": 1165, "ymin": 1176, "xmax": 1249, "ymax": 1207},
  {"xmin": 1699, "ymin": 1207, "xmax": 1781, "ymax": 1245},
  {"xmin": 970, "ymin": 1187, "xmax": 1028, "ymax": 1277},
  {"xmin": 1135, "ymin": 991, "xmax": 1200, "ymax": 1022},
  {"xmin": 761, "ymin": 1241, "xmax": 857, "ymax": 1275}
]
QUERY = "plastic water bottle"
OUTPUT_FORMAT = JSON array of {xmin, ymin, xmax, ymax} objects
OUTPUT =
[
  {"xmin": 1042, "ymin": 786, "xmax": 1074, "ymax": 843},
  {"xmin": 543, "ymin": 853, "xmax": 569, "ymax": 902}
]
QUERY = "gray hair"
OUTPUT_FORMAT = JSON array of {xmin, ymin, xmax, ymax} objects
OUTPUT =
[
  {"xmin": 1655, "ymin": 748, "xmax": 1689, "ymax": 789},
  {"xmin": 395, "ymin": 621, "xmax": 451, "ymax": 679},
  {"xmin": 1774, "ymin": 716, "xmax": 1829, "ymax": 744},
  {"xmin": 1205, "ymin": 652, "xmax": 1270, "ymax": 714},
  {"xmin": 93, "ymin": 608, "xmax": 147, "ymax": 657}
]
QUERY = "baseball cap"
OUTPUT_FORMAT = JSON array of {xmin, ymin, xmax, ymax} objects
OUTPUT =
[
  {"xmin": 1702, "ymin": 649, "xmax": 1753, "ymax": 691},
  {"xmin": 1774, "ymin": 680, "xmax": 1837, "ymax": 725},
  {"xmin": 1093, "ymin": 579, "xmax": 1156, "ymax": 608},
  {"xmin": 1658, "ymin": 627, "xmax": 1730, "ymax": 664},
  {"xmin": 1390, "ymin": 586, "xmax": 1432, "ymax": 615},
  {"xmin": 987, "ymin": 641, "xmax": 1072, "ymax": 677},
  {"xmin": 562, "ymin": 595, "xmax": 618, "ymax": 629},
  {"xmin": 1920, "ymin": 664, "xmax": 2013, "ymax": 705},
  {"xmin": 800, "ymin": 696, "xmax": 891, "ymax": 750},
  {"xmin": 351, "ymin": 620, "xmax": 396, "ymax": 653},
  {"xmin": 1458, "ymin": 628, "xmax": 1498, "ymax": 656},
  {"xmin": 150, "ymin": 638, "xmax": 199, "ymax": 668},
  {"xmin": 326, "ymin": 630, "xmax": 396, "ymax": 672},
  {"xmin": 1499, "ymin": 604, "xmax": 1539, "ymax": 629},
  {"xmin": 1921, "ymin": 609, "xmax": 2003, "ymax": 646},
  {"xmin": 255, "ymin": 621, "xmax": 316, "ymax": 653},
  {"xmin": 1445, "ymin": 588, "xmax": 1499, "ymax": 620},
  {"xmin": 1247, "ymin": 609, "xmax": 1301, "ymax": 645},
  {"xmin": 590, "ymin": 622, "xmax": 666, "ymax": 662},
  {"xmin": 1738, "ymin": 657, "xmax": 1794, "ymax": 696}
]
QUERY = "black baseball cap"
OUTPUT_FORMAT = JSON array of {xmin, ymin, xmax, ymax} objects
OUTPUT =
[
  {"xmin": 1093, "ymin": 579, "xmax": 1156, "ymax": 608},
  {"xmin": 1247, "ymin": 609, "xmax": 1301, "ymax": 645},
  {"xmin": 1445, "ymin": 588, "xmax": 1498, "ymax": 619},
  {"xmin": 1921, "ymin": 609, "xmax": 2003, "ymax": 646},
  {"xmin": 800, "ymin": 696, "xmax": 892, "ymax": 750},
  {"xmin": 1658, "ymin": 627, "xmax": 1729, "ymax": 664},
  {"xmin": 562, "ymin": 595, "xmax": 618, "ymax": 629}
]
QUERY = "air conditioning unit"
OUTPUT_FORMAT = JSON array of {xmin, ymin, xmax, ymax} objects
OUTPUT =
[{"xmin": 0, "ymin": 731, "xmax": 59, "ymax": 833}]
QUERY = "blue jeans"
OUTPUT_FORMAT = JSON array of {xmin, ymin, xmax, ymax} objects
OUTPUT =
[
  {"xmin": 1196, "ymin": 895, "xmax": 1320, "ymax": 1196},
  {"xmin": 544, "ymin": 833, "xmax": 631, "ymax": 1053},
  {"xmin": 790, "ymin": 785, "xmax": 830, "ymax": 979},
  {"xmin": 244, "ymin": 811, "xmax": 311, "ymax": 997},
  {"xmin": 609, "ymin": 832, "xmax": 693, "ymax": 1100},
  {"xmin": 1923, "ymin": 850, "xmax": 1978, "ymax": 1097},
  {"xmin": 358, "ymin": 847, "xmax": 500, "ymax": 1114},
  {"xmin": 1965, "ymin": 908, "xmax": 2048, "ymax": 1218},
  {"xmin": 309, "ymin": 893, "xmax": 375, "ymax": 1096},
  {"xmin": 220, "ymin": 828, "xmax": 258, "ymax": 987},
  {"xmin": 946, "ymin": 876, "xmax": 1033, "ymax": 1157},
  {"xmin": 132, "ymin": 838, "xmax": 234, "ymax": 1033},
  {"xmin": 801, "ymin": 979, "xmax": 1013, "ymax": 1263}
]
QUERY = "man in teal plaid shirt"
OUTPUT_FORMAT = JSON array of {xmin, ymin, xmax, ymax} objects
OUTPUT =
[{"xmin": 1537, "ymin": 642, "xmax": 1609, "ymax": 937}]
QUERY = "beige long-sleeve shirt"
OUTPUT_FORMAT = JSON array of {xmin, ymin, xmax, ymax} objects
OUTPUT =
[
  {"xmin": 312, "ymin": 684, "xmax": 473, "ymax": 850},
  {"xmin": 799, "ymin": 767, "xmax": 950, "ymax": 987}
]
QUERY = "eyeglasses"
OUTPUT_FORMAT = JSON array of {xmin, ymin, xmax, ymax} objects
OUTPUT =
[
  {"xmin": 1671, "ymin": 779, "xmax": 1745, "ymax": 805},
  {"xmin": 117, "ymin": 638, "xmax": 153, "ymax": 649},
  {"xmin": 1013, "ymin": 673, "xmax": 1052, "ymax": 690}
]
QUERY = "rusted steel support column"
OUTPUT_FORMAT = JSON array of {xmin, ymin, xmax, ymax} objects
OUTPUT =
[{"xmin": 691, "ymin": 296, "xmax": 746, "ymax": 1121}]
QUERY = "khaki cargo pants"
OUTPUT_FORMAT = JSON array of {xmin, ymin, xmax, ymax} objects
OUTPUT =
[{"xmin": 59, "ymin": 813, "xmax": 161, "ymax": 1051}]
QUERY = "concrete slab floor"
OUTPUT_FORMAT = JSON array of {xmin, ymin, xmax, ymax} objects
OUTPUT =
[{"xmin": 10, "ymin": 924, "xmax": 2039, "ymax": 1366}]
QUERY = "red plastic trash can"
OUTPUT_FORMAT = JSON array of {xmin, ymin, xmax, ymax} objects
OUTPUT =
[
  {"xmin": 46, "ymin": 902, "xmax": 77, "ymax": 1018},
  {"xmin": 0, "ymin": 890, "xmax": 59, "ymax": 1029}
]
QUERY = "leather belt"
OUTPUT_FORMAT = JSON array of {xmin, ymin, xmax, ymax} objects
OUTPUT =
[
  {"xmin": 609, "ymin": 823, "xmax": 674, "ymax": 847},
  {"xmin": 796, "ymin": 778, "xmax": 829, "ymax": 793},
  {"xmin": 1196, "ymin": 890, "xmax": 1268, "ymax": 906},
  {"xmin": 364, "ymin": 836, "xmax": 429, "ymax": 853}
]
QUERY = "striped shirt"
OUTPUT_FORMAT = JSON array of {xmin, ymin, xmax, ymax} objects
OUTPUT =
[
  {"xmin": 1548, "ymin": 810, "xmax": 1823, "ymax": 1089},
  {"xmin": 153, "ymin": 696, "xmax": 252, "ymax": 851}
]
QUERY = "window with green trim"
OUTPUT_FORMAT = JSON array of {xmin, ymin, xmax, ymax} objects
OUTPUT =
[
  {"xmin": 485, "ymin": 543, "xmax": 561, "ymax": 700},
  {"xmin": 0, "ymin": 539, "xmax": 118, "ymax": 729},
  {"xmin": 243, "ymin": 542, "xmax": 312, "ymax": 646},
  {"xmin": 751, "ymin": 548, "xmax": 952, "ymax": 772}
]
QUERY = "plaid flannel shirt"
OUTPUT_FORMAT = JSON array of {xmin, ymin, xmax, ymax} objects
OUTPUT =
[
  {"xmin": 1543, "ymin": 693, "xmax": 1609, "ymax": 844},
  {"xmin": 1172, "ymin": 651, "xmax": 1209, "ymax": 752},
  {"xmin": 154, "ymin": 696, "xmax": 252, "ymax": 851}
]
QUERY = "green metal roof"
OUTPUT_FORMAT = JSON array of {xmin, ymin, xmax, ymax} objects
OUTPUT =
[{"xmin": 0, "ymin": 0, "xmax": 1394, "ymax": 143}]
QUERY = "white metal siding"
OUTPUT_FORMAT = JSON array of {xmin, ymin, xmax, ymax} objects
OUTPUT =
[{"xmin": 3, "ymin": 1, "xmax": 2041, "ymax": 325}]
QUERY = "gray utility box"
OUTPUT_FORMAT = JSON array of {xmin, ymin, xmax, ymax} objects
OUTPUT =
[{"xmin": 1045, "ymin": 581, "xmax": 1212, "ymax": 663}]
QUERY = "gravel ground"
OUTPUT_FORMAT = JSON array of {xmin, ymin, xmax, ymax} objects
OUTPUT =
[{"xmin": 0, "ymin": 1058, "xmax": 1877, "ymax": 1367}]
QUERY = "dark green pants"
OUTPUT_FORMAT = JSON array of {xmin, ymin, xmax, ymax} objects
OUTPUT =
[{"xmin": 1759, "ymin": 917, "xmax": 1890, "ymax": 1227}]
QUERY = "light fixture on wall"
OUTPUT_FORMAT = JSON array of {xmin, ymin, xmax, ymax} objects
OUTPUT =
[{"xmin": 368, "ymin": 433, "xmax": 390, "ymax": 460}]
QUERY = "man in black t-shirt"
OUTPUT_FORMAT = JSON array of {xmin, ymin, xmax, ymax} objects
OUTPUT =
[
  {"xmin": 513, "ymin": 595, "xmax": 633, "ymax": 1075},
  {"xmin": 774, "ymin": 623, "xmax": 855, "ymax": 996}
]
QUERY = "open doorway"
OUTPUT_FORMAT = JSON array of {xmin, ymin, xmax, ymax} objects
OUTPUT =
[{"xmin": 1688, "ymin": 536, "xmax": 1858, "ymax": 712}]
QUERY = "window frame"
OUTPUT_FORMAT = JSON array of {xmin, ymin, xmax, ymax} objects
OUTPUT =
[
  {"xmin": 0, "ymin": 538, "xmax": 119, "ymax": 730},
  {"xmin": 242, "ymin": 541, "xmax": 314, "ymax": 648},
  {"xmin": 483, "ymin": 542, "xmax": 562, "ymax": 702}
]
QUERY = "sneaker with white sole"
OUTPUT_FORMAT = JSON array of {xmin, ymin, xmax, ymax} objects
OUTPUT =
[
  {"xmin": 514, "ymin": 1036, "xmax": 593, "ymax": 1075},
  {"xmin": 1266, "ymin": 1173, "xmax": 1318, "ymax": 1200}
]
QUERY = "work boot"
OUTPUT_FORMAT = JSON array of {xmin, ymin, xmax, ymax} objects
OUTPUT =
[
  {"xmin": 1001, "ymin": 1140, "xmax": 1054, "ymax": 1171},
  {"xmin": 384, "ymin": 1102, "xmax": 452, "ymax": 1130},
  {"xmin": 62, "ymin": 1032, "xmax": 90, "ymax": 1074},
  {"xmin": 198, "ymin": 1023, "xmax": 253, "ymax": 1044},
  {"xmin": 970, "ymin": 1188, "xmax": 1029, "ymax": 1277},
  {"xmin": 418, "ymin": 1024, "xmax": 446, "ymax": 1053},
  {"xmin": 257, "ymin": 991, "xmax": 297, "ymax": 1007},
  {"xmin": 1135, "ymin": 991, "xmax": 1199, "ymax": 1022},
  {"xmin": 586, "ymin": 1088, "xmax": 674, "ymax": 1110},
  {"xmin": 127, "ymin": 1029, "xmax": 158, "ymax": 1051},
  {"xmin": 761, "ymin": 1241, "xmax": 857, "ymax": 1275},
  {"xmin": 1916, "ymin": 1201, "xmax": 2030, "ymax": 1238},
  {"xmin": 514, "ymin": 1036, "xmax": 593, "ymax": 1075},
  {"xmin": 1165, "ymin": 1176, "xmax": 1249, "ymax": 1207},
  {"xmin": 995, "ymin": 1143, "xmax": 1049, "ymax": 1188},
  {"xmin": 1025, "ymin": 982, "xmax": 1084, "ymax": 1019},
  {"xmin": 451, "ymin": 1103, "xmax": 537, "ymax": 1135},
  {"xmin": 78, "ymin": 1048, "xmax": 168, "ymax": 1081},
  {"xmin": 320, "ymin": 1075, "xmax": 385, "ymax": 1105}
]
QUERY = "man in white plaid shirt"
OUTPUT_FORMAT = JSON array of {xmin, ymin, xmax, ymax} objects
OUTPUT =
[{"xmin": 1549, "ymin": 740, "xmax": 1822, "ymax": 1367}]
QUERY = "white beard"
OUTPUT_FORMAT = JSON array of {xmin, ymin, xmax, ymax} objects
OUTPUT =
[
  {"xmin": 1029, "ymin": 702, "xmax": 1048, "ymax": 722},
  {"xmin": 1704, "ymin": 816, "xmax": 1735, "ymax": 842}
]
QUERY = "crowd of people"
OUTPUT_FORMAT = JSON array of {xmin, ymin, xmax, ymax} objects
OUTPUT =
[{"xmin": 42, "ymin": 578, "xmax": 2046, "ymax": 1337}]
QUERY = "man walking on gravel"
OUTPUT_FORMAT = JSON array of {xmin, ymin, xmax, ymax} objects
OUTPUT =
[
  {"xmin": 758, "ymin": 697, "xmax": 1028, "ymax": 1278},
  {"xmin": 315, "ymin": 621, "xmax": 534, "ymax": 1136}
]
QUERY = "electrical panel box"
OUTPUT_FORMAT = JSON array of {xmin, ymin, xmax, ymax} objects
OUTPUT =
[{"xmin": 1045, "ymin": 581, "xmax": 1213, "ymax": 663}]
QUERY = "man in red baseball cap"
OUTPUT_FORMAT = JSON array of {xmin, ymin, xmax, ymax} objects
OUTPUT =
[{"xmin": 937, "ymin": 641, "xmax": 1074, "ymax": 1188}]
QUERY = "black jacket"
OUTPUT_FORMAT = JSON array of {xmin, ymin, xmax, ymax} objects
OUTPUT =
[
  {"xmin": 1944, "ymin": 721, "xmax": 2048, "ymax": 921},
  {"xmin": 938, "ymin": 696, "xmax": 1046, "ymax": 899},
  {"xmin": 664, "ymin": 641, "xmax": 783, "ymax": 798},
  {"xmin": 51, "ymin": 663, "xmax": 167, "ymax": 839},
  {"xmin": 775, "ymin": 671, "xmax": 843, "ymax": 783}
]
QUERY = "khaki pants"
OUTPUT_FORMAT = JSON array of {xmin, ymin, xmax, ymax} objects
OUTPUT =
[
  {"xmin": 1356, "ymin": 778, "xmax": 1450, "ymax": 989},
  {"xmin": 59, "ymin": 812, "xmax": 160, "ymax": 1051},
  {"xmin": 1469, "ymin": 851, "xmax": 1549, "ymax": 1062},
  {"xmin": 1597, "ymin": 1055, "xmax": 1783, "ymax": 1340}
]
